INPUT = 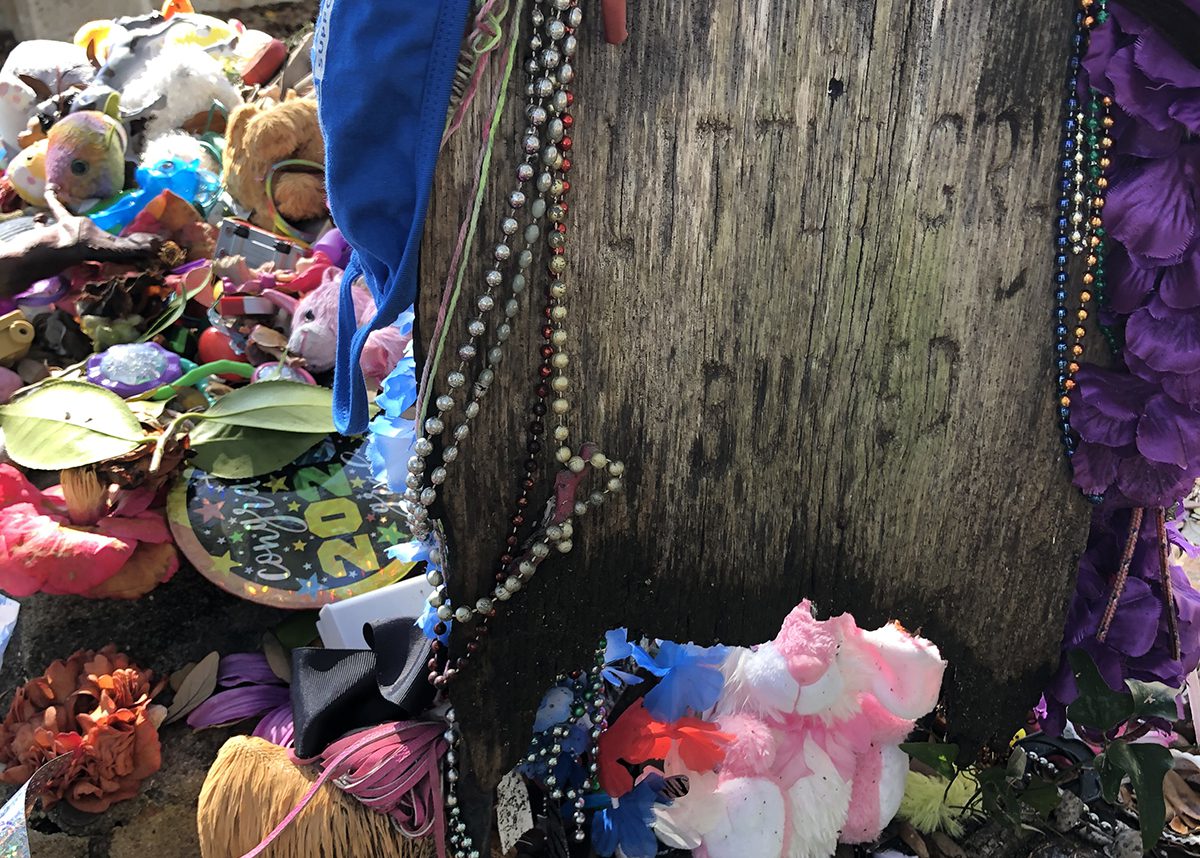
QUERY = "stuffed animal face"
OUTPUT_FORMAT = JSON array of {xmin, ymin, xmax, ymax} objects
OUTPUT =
[
  {"xmin": 45, "ymin": 111, "xmax": 127, "ymax": 206},
  {"xmin": 223, "ymin": 97, "xmax": 326, "ymax": 231}
]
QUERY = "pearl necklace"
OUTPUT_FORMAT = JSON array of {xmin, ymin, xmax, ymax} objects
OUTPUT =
[{"xmin": 401, "ymin": 4, "xmax": 622, "ymax": 852}]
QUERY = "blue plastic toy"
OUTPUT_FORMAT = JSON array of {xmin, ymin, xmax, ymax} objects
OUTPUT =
[{"xmin": 88, "ymin": 158, "xmax": 221, "ymax": 233}]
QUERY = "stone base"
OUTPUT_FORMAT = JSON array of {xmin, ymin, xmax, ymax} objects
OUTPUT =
[
  {"xmin": 0, "ymin": 0, "xmax": 291, "ymax": 42},
  {"xmin": 0, "ymin": 566, "xmax": 287, "ymax": 857}
]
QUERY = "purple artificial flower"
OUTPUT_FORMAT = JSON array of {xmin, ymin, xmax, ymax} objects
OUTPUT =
[
  {"xmin": 632, "ymin": 640, "xmax": 727, "ymax": 722},
  {"xmin": 591, "ymin": 773, "xmax": 670, "ymax": 858},
  {"xmin": 1070, "ymin": 365, "xmax": 1200, "ymax": 506},
  {"xmin": 1041, "ymin": 507, "xmax": 1200, "ymax": 735},
  {"xmin": 1084, "ymin": 5, "xmax": 1200, "ymax": 154},
  {"xmin": 187, "ymin": 653, "xmax": 294, "ymax": 747},
  {"xmin": 1105, "ymin": 145, "xmax": 1200, "ymax": 269}
]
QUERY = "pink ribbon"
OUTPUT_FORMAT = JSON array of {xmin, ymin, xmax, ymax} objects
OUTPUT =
[{"xmin": 240, "ymin": 721, "xmax": 449, "ymax": 858}]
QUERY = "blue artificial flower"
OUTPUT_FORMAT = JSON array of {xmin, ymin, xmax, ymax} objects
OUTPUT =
[
  {"xmin": 394, "ymin": 307, "xmax": 415, "ymax": 340},
  {"xmin": 601, "ymin": 628, "xmax": 643, "ymax": 688},
  {"xmin": 532, "ymin": 684, "xmax": 575, "ymax": 732},
  {"xmin": 416, "ymin": 596, "xmax": 450, "ymax": 644},
  {"xmin": 632, "ymin": 640, "xmax": 728, "ymax": 721},
  {"xmin": 377, "ymin": 355, "xmax": 418, "ymax": 418},
  {"xmin": 591, "ymin": 774, "xmax": 670, "ymax": 858},
  {"xmin": 367, "ymin": 413, "xmax": 416, "ymax": 492}
]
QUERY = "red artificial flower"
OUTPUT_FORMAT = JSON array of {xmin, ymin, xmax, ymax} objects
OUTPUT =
[
  {"xmin": 0, "ymin": 464, "xmax": 177, "ymax": 598},
  {"xmin": 597, "ymin": 700, "xmax": 732, "ymax": 797}
]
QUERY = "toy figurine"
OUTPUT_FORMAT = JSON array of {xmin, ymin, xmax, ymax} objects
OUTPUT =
[{"xmin": 0, "ymin": 311, "xmax": 35, "ymax": 365}]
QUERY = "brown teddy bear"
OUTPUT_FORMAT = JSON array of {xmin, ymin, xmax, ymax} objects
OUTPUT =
[{"xmin": 222, "ymin": 95, "xmax": 326, "ymax": 232}]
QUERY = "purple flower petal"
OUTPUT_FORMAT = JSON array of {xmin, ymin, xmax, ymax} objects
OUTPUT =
[
  {"xmin": 217, "ymin": 652, "xmax": 284, "ymax": 688},
  {"xmin": 1136, "ymin": 394, "xmax": 1200, "ymax": 468},
  {"xmin": 1107, "ymin": 151, "xmax": 1198, "ymax": 266},
  {"xmin": 1115, "ymin": 456, "xmax": 1194, "ymax": 507},
  {"xmin": 187, "ymin": 684, "xmax": 291, "ymax": 729},
  {"xmin": 1159, "ymin": 253, "xmax": 1200, "ymax": 309},
  {"xmin": 251, "ymin": 703, "xmax": 295, "ymax": 747},
  {"xmin": 1126, "ymin": 305, "xmax": 1200, "ymax": 375},
  {"xmin": 1105, "ymin": 245, "xmax": 1160, "ymax": 313}
]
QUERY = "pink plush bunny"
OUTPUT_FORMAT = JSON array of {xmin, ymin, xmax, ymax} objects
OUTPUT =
[
  {"xmin": 267, "ymin": 267, "xmax": 409, "ymax": 388},
  {"xmin": 656, "ymin": 601, "xmax": 946, "ymax": 858}
]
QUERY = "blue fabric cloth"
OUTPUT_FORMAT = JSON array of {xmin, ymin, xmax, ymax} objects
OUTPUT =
[{"xmin": 313, "ymin": 0, "xmax": 469, "ymax": 433}]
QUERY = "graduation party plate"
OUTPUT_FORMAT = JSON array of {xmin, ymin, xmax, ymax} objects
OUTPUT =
[{"xmin": 169, "ymin": 435, "xmax": 417, "ymax": 607}]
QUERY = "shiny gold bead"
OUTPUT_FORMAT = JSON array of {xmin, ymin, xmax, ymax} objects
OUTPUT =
[
  {"xmin": 1103, "ymin": 96, "xmax": 1113, "ymax": 106},
  {"xmin": 1090, "ymin": 216, "xmax": 1103, "ymax": 228},
  {"xmin": 1101, "ymin": 137, "xmax": 1113, "ymax": 149},
  {"xmin": 1078, "ymin": 309, "xmax": 1088, "ymax": 321},
  {"xmin": 1087, "ymin": 255, "xmax": 1098, "ymax": 266},
  {"xmin": 1072, "ymin": 344, "xmax": 1084, "ymax": 356},
  {"xmin": 1065, "ymin": 379, "xmax": 1077, "ymax": 391},
  {"xmin": 1093, "ymin": 197, "xmax": 1105, "ymax": 209},
  {"xmin": 1083, "ymin": 273, "xmax": 1094, "ymax": 285},
  {"xmin": 1090, "ymin": 235, "xmax": 1101, "ymax": 247},
  {"xmin": 1069, "ymin": 362, "xmax": 1080, "ymax": 374},
  {"xmin": 1074, "ymin": 326, "xmax": 1086, "ymax": 338},
  {"xmin": 1100, "ymin": 157, "xmax": 1111, "ymax": 169},
  {"xmin": 1061, "ymin": 396, "xmax": 1072, "ymax": 407},
  {"xmin": 1081, "ymin": 291, "xmax": 1092, "ymax": 302},
  {"xmin": 1102, "ymin": 116, "xmax": 1115, "ymax": 128}
]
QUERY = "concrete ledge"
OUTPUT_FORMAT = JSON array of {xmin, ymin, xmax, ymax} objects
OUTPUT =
[{"xmin": 0, "ymin": 0, "xmax": 276, "ymax": 42}]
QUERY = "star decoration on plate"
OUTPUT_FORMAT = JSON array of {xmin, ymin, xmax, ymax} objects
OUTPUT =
[
  {"xmin": 296, "ymin": 575, "xmax": 321, "ymax": 600},
  {"xmin": 378, "ymin": 523, "xmax": 404, "ymax": 545},
  {"xmin": 197, "ymin": 498, "xmax": 225, "ymax": 524},
  {"xmin": 291, "ymin": 539, "xmax": 307, "ymax": 551},
  {"xmin": 350, "ymin": 477, "xmax": 366, "ymax": 489},
  {"xmin": 209, "ymin": 552, "xmax": 242, "ymax": 576},
  {"xmin": 287, "ymin": 501, "xmax": 302, "ymax": 512},
  {"xmin": 228, "ymin": 530, "xmax": 245, "ymax": 544},
  {"xmin": 265, "ymin": 476, "xmax": 289, "ymax": 493}
]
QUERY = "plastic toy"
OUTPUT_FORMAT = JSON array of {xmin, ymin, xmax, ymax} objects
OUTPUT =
[
  {"xmin": 0, "ymin": 311, "xmax": 34, "ymax": 365},
  {"xmin": 88, "ymin": 158, "xmax": 220, "ymax": 233},
  {"xmin": 213, "ymin": 218, "xmax": 306, "ymax": 270},
  {"xmin": 45, "ymin": 111, "xmax": 128, "ymax": 208},
  {"xmin": 251, "ymin": 362, "xmax": 315, "ymax": 385},
  {"xmin": 86, "ymin": 341, "xmax": 182, "ymax": 396},
  {"xmin": 14, "ymin": 276, "xmax": 68, "ymax": 318}
]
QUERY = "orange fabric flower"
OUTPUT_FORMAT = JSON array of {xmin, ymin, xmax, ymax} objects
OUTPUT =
[{"xmin": 0, "ymin": 645, "xmax": 163, "ymax": 812}]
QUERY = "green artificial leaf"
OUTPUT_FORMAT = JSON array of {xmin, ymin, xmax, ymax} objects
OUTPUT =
[
  {"xmin": 1125, "ymin": 679, "xmax": 1182, "ymax": 723},
  {"xmin": 139, "ymin": 277, "xmax": 207, "ymax": 344},
  {"xmin": 1096, "ymin": 741, "xmax": 1172, "ymax": 852},
  {"xmin": 0, "ymin": 381, "xmax": 147, "ymax": 469},
  {"xmin": 1020, "ymin": 778, "xmax": 1062, "ymax": 819},
  {"xmin": 273, "ymin": 611, "xmax": 320, "ymax": 650},
  {"xmin": 199, "ymin": 381, "xmax": 335, "ymax": 433},
  {"xmin": 1066, "ymin": 650, "xmax": 1134, "ymax": 731},
  {"xmin": 189, "ymin": 422, "xmax": 327, "ymax": 478},
  {"xmin": 900, "ymin": 742, "xmax": 959, "ymax": 781}
]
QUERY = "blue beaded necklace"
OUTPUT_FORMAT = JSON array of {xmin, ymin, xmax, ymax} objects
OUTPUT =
[{"xmin": 1053, "ymin": 0, "xmax": 1113, "ymax": 489}]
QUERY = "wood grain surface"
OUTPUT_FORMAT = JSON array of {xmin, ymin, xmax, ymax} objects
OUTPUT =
[{"xmin": 420, "ymin": 0, "xmax": 1092, "ymax": 797}]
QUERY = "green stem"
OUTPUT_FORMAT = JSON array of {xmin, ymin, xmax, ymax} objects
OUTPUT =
[{"xmin": 149, "ymin": 411, "xmax": 198, "ymax": 475}]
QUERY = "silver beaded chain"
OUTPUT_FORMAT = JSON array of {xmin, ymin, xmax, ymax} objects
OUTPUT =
[
  {"xmin": 409, "ymin": 0, "xmax": 623, "ymax": 633},
  {"xmin": 428, "ymin": 3, "xmax": 623, "ymax": 856}
]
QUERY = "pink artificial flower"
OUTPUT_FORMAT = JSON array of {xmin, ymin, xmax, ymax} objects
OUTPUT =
[{"xmin": 0, "ymin": 464, "xmax": 177, "ymax": 598}]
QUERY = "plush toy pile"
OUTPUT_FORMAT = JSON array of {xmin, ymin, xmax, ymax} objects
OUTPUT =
[{"xmin": 0, "ymin": 1, "xmax": 411, "ymax": 604}]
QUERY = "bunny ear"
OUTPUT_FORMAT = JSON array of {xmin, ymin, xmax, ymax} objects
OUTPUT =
[{"xmin": 261, "ymin": 288, "xmax": 297, "ymax": 314}]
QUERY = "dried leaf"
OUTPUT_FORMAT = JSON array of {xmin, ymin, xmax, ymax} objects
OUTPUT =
[
  {"xmin": 930, "ymin": 831, "xmax": 966, "ymax": 858},
  {"xmin": 163, "ymin": 650, "xmax": 220, "ymax": 725},
  {"xmin": 169, "ymin": 661, "xmax": 196, "ymax": 693},
  {"xmin": 262, "ymin": 633, "xmax": 292, "ymax": 684},
  {"xmin": 146, "ymin": 704, "xmax": 168, "ymax": 729},
  {"xmin": 898, "ymin": 822, "xmax": 930, "ymax": 858}
]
